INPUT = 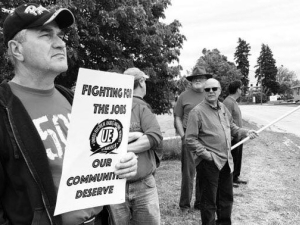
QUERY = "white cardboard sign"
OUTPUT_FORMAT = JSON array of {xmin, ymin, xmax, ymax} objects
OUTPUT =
[{"xmin": 54, "ymin": 68, "xmax": 133, "ymax": 215}]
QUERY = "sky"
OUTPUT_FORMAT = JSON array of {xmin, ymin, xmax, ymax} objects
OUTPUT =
[{"xmin": 163, "ymin": 0, "xmax": 300, "ymax": 84}]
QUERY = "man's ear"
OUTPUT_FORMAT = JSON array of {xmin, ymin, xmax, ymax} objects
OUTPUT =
[
  {"xmin": 138, "ymin": 78, "xmax": 143, "ymax": 88},
  {"xmin": 7, "ymin": 40, "xmax": 24, "ymax": 62}
]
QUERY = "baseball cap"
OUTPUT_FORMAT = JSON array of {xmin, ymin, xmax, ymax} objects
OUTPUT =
[
  {"xmin": 124, "ymin": 67, "xmax": 149, "ymax": 80},
  {"xmin": 3, "ymin": 3, "xmax": 75, "ymax": 46}
]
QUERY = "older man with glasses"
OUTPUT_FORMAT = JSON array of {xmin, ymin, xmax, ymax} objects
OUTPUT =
[{"xmin": 185, "ymin": 78, "xmax": 258, "ymax": 225}]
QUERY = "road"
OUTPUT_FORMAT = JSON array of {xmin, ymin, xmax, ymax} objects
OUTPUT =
[{"xmin": 240, "ymin": 104, "xmax": 300, "ymax": 137}]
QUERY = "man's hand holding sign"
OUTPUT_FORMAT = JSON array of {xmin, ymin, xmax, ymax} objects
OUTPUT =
[
  {"xmin": 114, "ymin": 152, "xmax": 138, "ymax": 179},
  {"xmin": 55, "ymin": 68, "xmax": 137, "ymax": 215}
]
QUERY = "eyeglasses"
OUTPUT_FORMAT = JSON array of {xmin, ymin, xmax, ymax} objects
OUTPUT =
[{"xmin": 204, "ymin": 87, "xmax": 219, "ymax": 92}]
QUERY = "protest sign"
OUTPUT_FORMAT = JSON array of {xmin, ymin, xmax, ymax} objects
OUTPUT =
[{"xmin": 54, "ymin": 68, "xmax": 134, "ymax": 215}]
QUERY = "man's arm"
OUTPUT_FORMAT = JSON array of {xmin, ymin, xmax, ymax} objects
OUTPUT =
[
  {"xmin": 127, "ymin": 135, "xmax": 151, "ymax": 153},
  {"xmin": 128, "ymin": 105, "xmax": 162, "ymax": 154},
  {"xmin": 175, "ymin": 116, "xmax": 185, "ymax": 139},
  {"xmin": 128, "ymin": 132, "xmax": 143, "ymax": 143},
  {"xmin": 173, "ymin": 94, "xmax": 184, "ymax": 138},
  {"xmin": 175, "ymin": 116, "xmax": 184, "ymax": 139}
]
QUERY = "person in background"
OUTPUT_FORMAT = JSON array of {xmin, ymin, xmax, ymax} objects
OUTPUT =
[
  {"xmin": 109, "ymin": 67, "xmax": 163, "ymax": 225},
  {"xmin": 185, "ymin": 78, "xmax": 258, "ymax": 224},
  {"xmin": 223, "ymin": 80, "xmax": 248, "ymax": 187},
  {"xmin": 173, "ymin": 91, "xmax": 179, "ymax": 136},
  {"xmin": 173, "ymin": 66, "xmax": 212, "ymax": 213},
  {"xmin": 0, "ymin": 3, "xmax": 137, "ymax": 225}
]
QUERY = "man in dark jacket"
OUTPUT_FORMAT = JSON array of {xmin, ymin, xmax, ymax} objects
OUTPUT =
[{"xmin": 0, "ymin": 3, "xmax": 137, "ymax": 225}]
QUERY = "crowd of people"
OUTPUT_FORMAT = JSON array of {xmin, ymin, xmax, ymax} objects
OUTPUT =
[{"xmin": 0, "ymin": 3, "xmax": 258, "ymax": 225}]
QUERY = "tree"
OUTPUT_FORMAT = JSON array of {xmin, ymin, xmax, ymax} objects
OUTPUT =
[
  {"xmin": 277, "ymin": 66, "xmax": 297, "ymax": 83},
  {"xmin": 0, "ymin": 0, "xmax": 186, "ymax": 114},
  {"xmin": 174, "ymin": 74, "xmax": 190, "ymax": 94},
  {"xmin": 234, "ymin": 38, "xmax": 251, "ymax": 94},
  {"xmin": 277, "ymin": 66, "xmax": 298, "ymax": 99},
  {"xmin": 195, "ymin": 48, "xmax": 242, "ymax": 99},
  {"xmin": 292, "ymin": 79, "xmax": 300, "ymax": 87},
  {"xmin": 255, "ymin": 44, "xmax": 279, "ymax": 95}
]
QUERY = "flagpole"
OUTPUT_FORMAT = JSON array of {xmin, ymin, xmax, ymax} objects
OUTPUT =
[{"xmin": 231, "ymin": 105, "xmax": 300, "ymax": 150}]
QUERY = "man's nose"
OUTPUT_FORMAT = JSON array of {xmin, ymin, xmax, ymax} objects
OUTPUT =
[{"xmin": 53, "ymin": 35, "xmax": 66, "ymax": 48}]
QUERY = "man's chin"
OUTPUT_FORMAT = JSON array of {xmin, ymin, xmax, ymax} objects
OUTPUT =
[
  {"xmin": 192, "ymin": 86, "xmax": 204, "ymax": 92},
  {"xmin": 53, "ymin": 63, "xmax": 68, "ymax": 73},
  {"xmin": 50, "ymin": 66, "xmax": 68, "ymax": 75},
  {"xmin": 207, "ymin": 97, "xmax": 216, "ymax": 102}
]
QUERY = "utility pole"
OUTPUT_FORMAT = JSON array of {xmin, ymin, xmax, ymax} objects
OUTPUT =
[{"xmin": 260, "ymin": 63, "xmax": 263, "ymax": 105}]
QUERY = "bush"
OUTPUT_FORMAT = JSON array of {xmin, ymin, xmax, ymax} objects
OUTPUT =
[
  {"xmin": 240, "ymin": 95, "xmax": 253, "ymax": 103},
  {"xmin": 253, "ymin": 93, "xmax": 268, "ymax": 103}
]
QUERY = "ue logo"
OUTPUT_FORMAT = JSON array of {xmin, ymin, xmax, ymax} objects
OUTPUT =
[
  {"xmin": 89, "ymin": 119, "xmax": 123, "ymax": 155},
  {"xmin": 101, "ymin": 129, "xmax": 114, "ymax": 143}
]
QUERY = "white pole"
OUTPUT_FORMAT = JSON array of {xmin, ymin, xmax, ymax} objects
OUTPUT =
[{"xmin": 231, "ymin": 105, "xmax": 300, "ymax": 150}]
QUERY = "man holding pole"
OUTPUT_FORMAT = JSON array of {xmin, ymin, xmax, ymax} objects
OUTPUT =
[
  {"xmin": 223, "ymin": 80, "xmax": 247, "ymax": 187},
  {"xmin": 185, "ymin": 78, "xmax": 258, "ymax": 224}
]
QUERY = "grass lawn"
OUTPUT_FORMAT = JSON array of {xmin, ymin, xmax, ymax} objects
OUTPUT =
[{"xmin": 156, "ymin": 160, "xmax": 200, "ymax": 225}]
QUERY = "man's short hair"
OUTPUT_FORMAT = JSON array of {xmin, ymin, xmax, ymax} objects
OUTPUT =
[
  {"xmin": 228, "ymin": 80, "xmax": 242, "ymax": 94},
  {"xmin": 7, "ymin": 29, "xmax": 27, "ymax": 66},
  {"xmin": 123, "ymin": 67, "xmax": 149, "ymax": 89}
]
